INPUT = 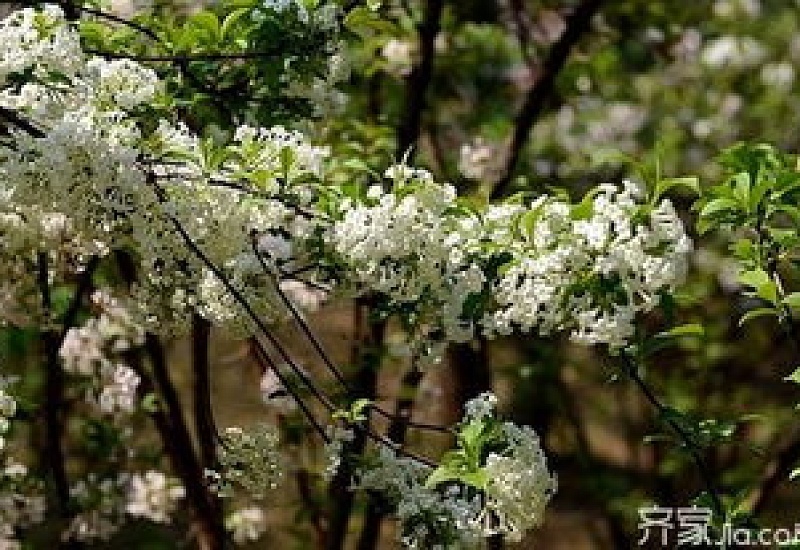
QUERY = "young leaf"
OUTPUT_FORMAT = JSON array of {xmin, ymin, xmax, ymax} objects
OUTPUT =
[
  {"xmin": 784, "ymin": 367, "xmax": 800, "ymax": 385},
  {"xmin": 654, "ymin": 176, "xmax": 700, "ymax": 203},
  {"xmin": 738, "ymin": 269, "xmax": 779, "ymax": 305},
  {"xmin": 783, "ymin": 293, "xmax": 800, "ymax": 310},
  {"xmin": 739, "ymin": 307, "xmax": 778, "ymax": 327}
]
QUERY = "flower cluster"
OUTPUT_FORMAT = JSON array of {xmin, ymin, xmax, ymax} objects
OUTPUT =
[
  {"xmin": 59, "ymin": 291, "xmax": 143, "ymax": 415},
  {"xmin": 64, "ymin": 474, "xmax": 129, "ymax": 542},
  {"xmin": 125, "ymin": 471, "xmax": 184, "ymax": 524},
  {"xmin": 322, "ymin": 423, "xmax": 355, "ymax": 480},
  {"xmin": 0, "ymin": 5, "xmax": 331, "ymax": 337},
  {"xmin": 0, "ymin": 5, "xmax": 82, "ymax": 86},
  {"xmin": 225, "ymin": 506, "xmax": 268, "ymax": 545},
  {"xmin": 0, "ymin": 383, "xmax": 16, "ymax": 452},
  {"xmin": 355, "ymin": 448, "xmax": 482, "ymax": 549},
  {"xmin": 487, "ymin": 182, "xmax": 691, "ymax": 348},
  {"xmin": 331, "ymin": 169, "xmax": 690, "ymax": 351},
  {"xmin": 0, "ymin": 461, "xmax": 46, "ymax": 549},
  {"xmin": 330, "ymin": 165, "xmax": 487, "ymax": 346},
  {"xmin": 354, "ymin": 393, "xmax": 556, "ymax": 548},
  {"xmin": 216, "ymin": 425, "xmax": 283, "ymax": 499},
  {"xmin": 482, "ymin": 423, "xmax": 557, "ymax": 541}
]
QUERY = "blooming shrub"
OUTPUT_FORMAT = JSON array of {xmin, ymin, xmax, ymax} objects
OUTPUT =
[{"xmin": 0, "ymin": 2, "xmax": 797, "ymax": 550}]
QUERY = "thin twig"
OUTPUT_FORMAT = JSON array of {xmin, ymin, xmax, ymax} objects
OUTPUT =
[
  {"xmin": 85, "ymin": 49, "xmax": 291, "ymax": 62},
  {"xmin": 77, "ymin": 6, "xmax": 159, "ymax": 40},
  {"xmin": 620, "ymin": 350, "xmax": 725, "ymax": 519}
]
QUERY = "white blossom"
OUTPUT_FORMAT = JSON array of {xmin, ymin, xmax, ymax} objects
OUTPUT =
[
  {"xmin": 226, "ymin": 507, "xmax": 268, "ymax": 545},
  {"xmin": 125, "ymin": 471, "xmax": 184, "ymax": 524}
]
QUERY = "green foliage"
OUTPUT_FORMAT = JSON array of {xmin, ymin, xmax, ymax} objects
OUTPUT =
[{"xmin": 426, "ymin": 411, "xmax": 502, "ymax": 490}]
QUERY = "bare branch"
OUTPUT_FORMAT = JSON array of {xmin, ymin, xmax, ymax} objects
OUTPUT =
[{"xmin": 492, "ymin": 0, "xmax": 604, "ymax": 199}]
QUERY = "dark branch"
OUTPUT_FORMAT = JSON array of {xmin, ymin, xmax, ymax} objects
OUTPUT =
[
  {"xmin": 620, "ymin": 350, "xmax": 725, "ymax": 519},
  {"xmin": 396, "ymin": 0, "xmax": 444, "ymax": 158},
  {"xmin": 77, "ymin": 6, "xmax": 159, "ymax": 40},
  {"xmin": 192, "ymin": 314, "xmax": 219, "ymax": 469},
  {"xmin": 141, "ymin": 335, "xmax": 226, "ymax": 549},
  {"xmin": 0, "ymin": 106, "xmax": 45, "ymax": 138},
  {"xmin": 37, "ymin": 252, "xmax": 71, "ymax": 518},
  {"xmin": 492, "ymin": 0, "xmax": 604, "ymax": 199},
  {"xmin": 85, "ymin": 49, "xmax": 290, "ymax": 62}
]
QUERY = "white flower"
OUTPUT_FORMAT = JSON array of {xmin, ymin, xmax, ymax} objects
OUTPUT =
[
  {"xmin": 226, "ymin": 507, "xmax": 267, "ymax": 545},
  {"xmin": 323, "ymin": 424, "xmax": 354, "ymax": 480},
  {"xmin": 483, "ymin": 424, "xmax": 557, "ymax": 542},
  {"xmin": 126, "ymin": 471, "xmax": 184, "ymax": 524},
  {"xmin": 382, "ymin": 39, "xmax": 414, "ymax": 76},
  {"xmin": 458, "ymin": 138, "xmax": 504, "ymax": 182}
]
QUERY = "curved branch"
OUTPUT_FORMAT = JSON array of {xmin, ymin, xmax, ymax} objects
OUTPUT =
[
  {"xmin": 492, "ymin": 0, "xmax": 604, "ymax": 199},
  {"xmin": 620, "ymin": 351, "xmax": 725, "ymax": 518}
]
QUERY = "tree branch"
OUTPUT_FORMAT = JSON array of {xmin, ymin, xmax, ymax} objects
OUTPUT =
[
  {"xmin": 396, "ymin": 0, "xmax": 444, "ymax": 158},
  {"xmin": 143, "ymin": 334, "xmax": 226, "ymax": 550},
  {"xmin": 619, "ymin": 350, "xmax": 725, "ymax": 519},
  {"xmin": 492, "ymin": 0, "xmax": 604, "ymax": 199},
  {"xmin": 37, "ymin": 253, "xmax": 71, "ymax": 518},
  {"xmin": 357, "ymin": 363, "xmax": 424, "ymax": 550},
  {"xmin": 192, "ymin": 314, "xmax": 218, "ymax": 470}
]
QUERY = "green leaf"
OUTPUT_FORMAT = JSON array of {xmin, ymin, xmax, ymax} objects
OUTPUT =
[
  {"xmin": 739, "ymin": 307, "xmax": 778, "ymax": 326},
  {"xmin": 699, "ymin": 197, "xmax": 740, "ymax": 220},
  {"xmin": 654, "ymin": 176, "xmax": 700, "ymax": 202},
  {"xmin": 570, "ymin": 188, "xmax": 603, "ymax": 221},
  {"xmin": 220, "ymin": 8, "xmax": 250, "ymax": 41},
  {"xmin": 519, "ymin": 208, "xmax": 543, "ymax": 239},
  {"xmin": 186, "ymin": 11, "xmax": 221, "ymax": 44},
  {"xmin": 350, "ymin": 398, "xmax": 372, "ymax": 422},
  {"xmin": 784, "ymin": 367, "xmax": 800, "ymax": 385},
  {"xmin": 738, "ymin": 269, "xmax": 779, "ymax": 305},
  {"xmin": 344, "ymin": 7, "xmax": 395, "ymax": 37},
  {"xmin": 459, "ymin": 469, "xmax": 489, "ymax": 489},
  {"xmin": 783, "ymin": 293, "xmax": 800, "ymax": 310},
  {"xmin": 731, "ymin": 172, "xmax": 752, "ymax": 212},
  {"xmin": 655, "ymin": 323, "xmax": 705, "ymax": 339},
  {"xmin": 141, "ymin": 392, "xmax": 161, "ymax": 413}
]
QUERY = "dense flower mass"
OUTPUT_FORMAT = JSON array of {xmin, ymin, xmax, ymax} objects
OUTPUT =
[
  {"xmin": 483, "ymin": 423, "xmax": 557, "ymax": 541},
  {"xmin": 216, "ymin": 425, "xmax": 283, "ymax": 499},
  {"xmin": 355, "ymin": 448, "xmax": 482, "ymax": 549},
  {"xmin": 486, "ymin": 182, "xmax": 691, "ymax": 348},
  {"xmin": 356, "ymin": 393, "xmax": 556, "ymax": 548},
  {"xmin": 332, "ymin": 170, "xmax": 691, "ymax": 351},
  {"xmin": 60, "ymin": 291, "xmax": 144, "ymax": 415}
]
